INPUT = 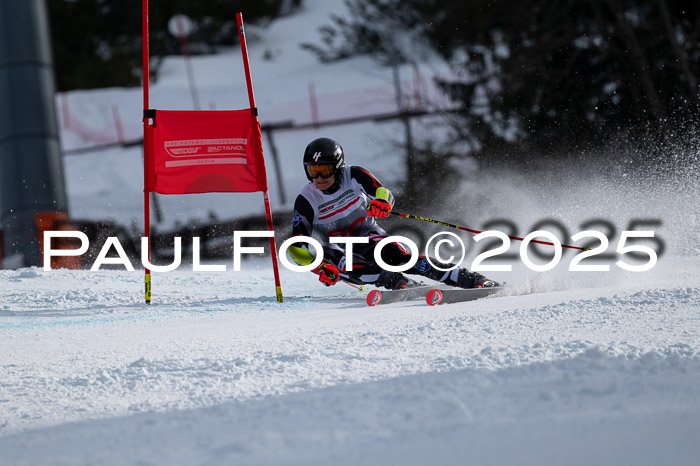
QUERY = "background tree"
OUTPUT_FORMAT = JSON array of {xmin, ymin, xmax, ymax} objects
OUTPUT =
[
  {"xmin": 304, "ymin": 0, "xmax": 700, "ymax": 165},
  {"xmin": 49, "ymin": 0, "xmax": 303, "ymax": 91}
]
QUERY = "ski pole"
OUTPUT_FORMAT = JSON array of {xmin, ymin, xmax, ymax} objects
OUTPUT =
[
  {"xmin": 288, "ymin": 244, "xmax": 365, "ymax": 291},
  {"xmin": 344, "ymin": 281, "xmax": 366, "ymax": 292},
  {"xmin": 391, "ymin": 211, "xmax": 588, "ymax": 251},
  {"xmin": 312, "ymin": 268, "xmax": 365, "ymax": 291}
]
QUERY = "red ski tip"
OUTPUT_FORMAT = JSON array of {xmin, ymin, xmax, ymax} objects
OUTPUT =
[
  {"xmin": 426, "ymin": 289, "xmax": 443, "ymax": 306},
  {"xmin": 367, "ymin": 289, "xmax": 383, "ymax": 306}
]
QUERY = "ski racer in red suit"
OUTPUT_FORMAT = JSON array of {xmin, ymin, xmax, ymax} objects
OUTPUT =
[{"xmin": 288, "ymin": 137, "xmax": 499, "ymax": 290}]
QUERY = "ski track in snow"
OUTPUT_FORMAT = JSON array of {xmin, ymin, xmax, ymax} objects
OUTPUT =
[{"xmin": 2, "ymin": 350, "xmax": 700, "ymax": 466}]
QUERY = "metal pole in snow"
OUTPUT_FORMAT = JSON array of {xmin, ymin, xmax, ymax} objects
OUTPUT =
[
  {"xmin": 309, "ymin": 81, "xmax": 319, "ymax": 129},
  {"xmin": 175, "ymin": 16, "xmax": 201, "ymax": 110},
  {"xmin": 0, "ymin": 0, "xmax": 70, "ymax": 268},
  {"xmin": 112, "ymin": 104, "xmax": 125, "ymax": 144}
]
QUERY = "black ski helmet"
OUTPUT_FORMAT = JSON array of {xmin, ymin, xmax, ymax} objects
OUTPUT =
[{"xmin": 303, "ymin": 137, "xmax": 345, "ymax": 181}]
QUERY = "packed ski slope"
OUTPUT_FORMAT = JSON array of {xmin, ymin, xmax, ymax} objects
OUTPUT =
[
  {"xmin": 1, "ymin": 258, "xmax": 699, "ymax": 465},
  {"xmin": 2, "ymin": 0, "xmax": 700, "ymax": 464}
]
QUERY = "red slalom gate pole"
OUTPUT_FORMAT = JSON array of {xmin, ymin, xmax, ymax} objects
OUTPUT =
[
  {"xmin": 391, "ymin": 211, "xmax": 588, "ymax": 251},
  {"xmin": 142, "ymin": 0, "xmax": 152, "ymax": 304},
  {"xmin": 237, "ymin": 13, "xmax": 284, "ymax": 303}
]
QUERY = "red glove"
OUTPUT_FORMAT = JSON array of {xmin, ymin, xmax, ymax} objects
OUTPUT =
[
  {"xmin": 315, "ymin": 262, "xmax": 340, "ymax": 286},
  {"xmin": 367, "ymin": 199, "xmax": 392, "ymax": 218}
]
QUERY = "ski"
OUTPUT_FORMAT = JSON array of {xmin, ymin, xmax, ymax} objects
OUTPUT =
[
  {"xmin": 425, "ymin": 286, "xmax": 504, "ymax": 306},
  {"xmin": 366, "ymin": 286, "xmax": 433, "ymax": 306}
]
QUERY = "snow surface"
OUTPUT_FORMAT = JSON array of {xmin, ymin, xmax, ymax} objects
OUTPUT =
[
  {"xmin": 1, "ymin": 260, "xmax": 699, "ymax": 465},
  {"xmin": 2, "ymin": 0, "xmax": 700, "ymax": 464}
]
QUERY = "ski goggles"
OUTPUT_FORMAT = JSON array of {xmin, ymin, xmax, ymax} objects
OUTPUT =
[{"xmin": 306, "ymin": 164, "xmax": 335, "ymax": 179}]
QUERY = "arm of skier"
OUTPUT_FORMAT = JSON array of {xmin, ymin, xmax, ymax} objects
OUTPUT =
[
  {"xmin": 288, "ymin": 195, "xmax": 340, "ymax": 286},
  {"xmin": 351, "ymin": 166, "xmax": 395, "ymax": 218}
]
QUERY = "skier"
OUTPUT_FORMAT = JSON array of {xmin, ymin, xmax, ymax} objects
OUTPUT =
[{"xmin": 288, "ymin": 137, "xmax": 499, "ymax": 290}]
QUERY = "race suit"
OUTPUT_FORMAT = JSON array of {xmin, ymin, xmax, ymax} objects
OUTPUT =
[{"xmin": 291, "ymin": 165, "xmax": 464, "ymax": 287}]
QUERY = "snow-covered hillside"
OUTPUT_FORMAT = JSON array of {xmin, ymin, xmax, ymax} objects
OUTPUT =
[
  {"xmin": 58, "ymin": 0, "xmax": 452, "ymax": 230},
  {"xmin": 2, "ymin": 0, "xmax": 700, "ymax": 464},
  {"xmin": 1, "ymin": 258, "xmax": 699, "ymax": 465}
]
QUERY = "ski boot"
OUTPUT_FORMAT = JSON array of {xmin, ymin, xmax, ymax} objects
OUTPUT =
[
  {"xmin": 375, "ymin": 270, "xmax": 422, "ymax": 290},
  {"xmin": 455, "ymin": 269, "xmax": 500, "ymax": 289}
]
